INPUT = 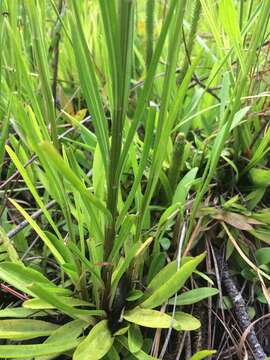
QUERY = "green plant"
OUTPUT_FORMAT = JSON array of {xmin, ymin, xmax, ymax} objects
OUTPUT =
[{"xmin": 1, "ymin": 0, "xmax": 270, "ymax": 359}]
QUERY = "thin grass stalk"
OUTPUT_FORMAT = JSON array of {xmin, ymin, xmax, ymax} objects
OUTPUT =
[
  {"xmin": 98, "ymin": 0, "xmax": 120, "ymax": 116},
  {"xmin": 146, "ymin": 0, "xmax": 155, "ymax": 69},
  {"xmin": 25, "ymin": 0, "xmax": 58, "ymax": 149},
  {"xmin": 70, "ymin": 0, "xmax": 109, "ymax": 175},
  {"xmin": 51, "ymin": 0, "xmax": 64, "ymax": 108},
  {"xmin": 136, "ymin": 0, "xmax": 189, "ymax": 240},
  {"xmin": 102, "ymin": 0, "xmax": 135, "ymax": 308},
  {"xmin": 116, "ymin": 0, "xmax": 184, "ymax": 186},
  {"xmin": 178, "ymin": 0, "xmax": 201, "ymax": 85},
  {"xmin": 104, "ymin": 0, "xmax": 134, "ymax": 258}
]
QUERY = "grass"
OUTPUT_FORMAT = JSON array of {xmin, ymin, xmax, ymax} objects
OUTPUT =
[{"xmin": 0, "ymin": 0, "xmax": 270, "ymax": 359}]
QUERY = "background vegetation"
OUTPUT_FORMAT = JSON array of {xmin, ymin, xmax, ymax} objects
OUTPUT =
[{"xmin": 0, "ymin": 0, "xmax": 270, "ymax": 359}]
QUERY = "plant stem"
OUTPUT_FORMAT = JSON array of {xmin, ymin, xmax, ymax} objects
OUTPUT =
[
  {"xmin": 103, "ymin": 0, "xmax": 134, "ymax": 308},
  {"xmin": 146, "ymin": 0, "xmax": 155, "ymax": 69}
]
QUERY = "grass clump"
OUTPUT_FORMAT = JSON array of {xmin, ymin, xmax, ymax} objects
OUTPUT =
[{"xmin": 0, "ymin": 1, "xmax": 270, "ymax": 359}]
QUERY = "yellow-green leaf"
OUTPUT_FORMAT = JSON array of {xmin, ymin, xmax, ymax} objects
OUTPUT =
[
  {"xmin": 190, "ymin": 350, "xmax": 217, "ymax": 360},
  {"xmin": 0, "ymin": 319, "xmax": 58, "ymax": 340},
  {"xmin": 73, "ymin": 320, "xmax": 113, "ymax": 360},
  {"xmin": 141, "ymin": 253, "xmax": 206, "ymax": 309},
  {"xmin": 169, "ymin": 287, "xmax": 219, "ymax": 306},
  {"xmin": 249, "ymin": 168, "xmax": 270, "ymax": 188},
  {"xmin": 172, "ymin": 312, "xmax": 201, "ymax": 331},
  {"xmin": 123, "ymin": 308, "xmax": 180, "ymax": 330}
]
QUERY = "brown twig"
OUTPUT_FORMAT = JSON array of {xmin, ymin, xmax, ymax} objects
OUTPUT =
[
  {"xmin": 0, "ymin": 283, "xmax": 28, "ymax": 301},
  {"xmin": 216, "ymin": 252, "xmax": 266, "ymax": 360}
]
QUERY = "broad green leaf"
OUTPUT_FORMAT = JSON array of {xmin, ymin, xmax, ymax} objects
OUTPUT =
[
  {"xmin": 230, "ymin": 106, "xmax": 250, "ymax": 131},
  {"xmin": 0, "ymin": 340, "xmax": 80, "ymax": 358},
  {"xmin": 0, "ymin": 308, "xmax": 48, "ymax": 318},
  {"xmin": 123, "ymin": 308, "xmax": 180, "ymax": 330},
  {"xmin": 73, "ymin": 320, "xmax": 113, "ymax": 360},
  {"xmin": 172, "ymin": 168, "xmax": 198, "ymax": 205},
  {"xmin": 28, "ymin": 283, "xmax": 105, "ymax": 319},
  {"xmin": 128, "ymin": 324, "xmax": 143, "ymax": 354},
  {"xmin": 249, "ymin": 227, "xmax": 270, "ymax": 245},
  {"xmin": 172, "ymin": 312, "xmax": 201, "ymax": 331},
  {"xmin": 104, "ymin": 346, "xmax": 120, "ymax": 360},
  {"xmin": 141, "ymin": 253, "xmax": 206, "ymax": 308},
  {"xmin": 0, "ymin": 262, "xmax": 68, "ymax": 297},
  {"xmin": 190, "ymin": 350, "xmax": 217, "ymax": 360},
  {"xmin": 117, "ymin": 336, "xmax": 156, "ymax": 360},
  {"xmin": 249, "ymin": 168, "xmax": 270, "ymax": 188},
  {"xmin": 0, "ymin": 319, "xmax": 58, "ymax": 340},
  {"xmin": 126, "ymin": 290, "xmax": 144, "ymax": 302},
  {"xmin": 256, "ymin": 248, "xmax": 270, "ymax": 265},
  {"xmin": 147, "ymin": 252, "xmax": 166, "ymax": 284},
  {"xmin": 37, "ymin": 319, "xmax": 89, "ymax": 360},
  {"xmin": 145, "ymin": 260, "xmax": 178, "ymax": 293},
  {"xmin": 113, "ymin": 326, "xmax": 129, "ymax": 336},
  {"xmin": 23, "ymin": 297, "xmax": 93, "ymax": 310},
  {"xmin": 169, "ymin": 287, "xmax": 219, "ymax": 305}
]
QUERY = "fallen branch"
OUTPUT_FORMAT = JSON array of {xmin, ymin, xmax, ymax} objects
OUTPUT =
[{"xmin": 217, "ymin": 253, "xmax": 266, "ymax": 360}]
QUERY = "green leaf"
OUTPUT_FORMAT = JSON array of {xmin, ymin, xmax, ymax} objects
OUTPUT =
[
  {"xmin": 249, "ymin": 227, "xmax": 270, "ymax": 245},
  {"xmin": 0, "ymin": 262, "xmax": 69, "ymax": 297},
  {"xmin": 0, "ymin": 340, "xmax": 80, "ymax": 358},
  {"xmin": 249, "ymin": 168, "xmax": 270, "ymax": 188},
  {"xmin": 172, "ymin": 312, "xmax": 201, "ymax": 331},
  {"xmin": 230, "ymin": 106, "xmax": 250, "ymax": 131},
  {"xmin": 0, "ymin": 319, "xmax": 58, "ymax": 340},
  {"xmin": 190, "ymin": 350, "xmax": 217, "ymax": 360},
  {"xmin": 28, "ymin": 283, "xmax": 105, "ymax": 319},
  {"xmin": 5, "ymin": 145, "xmax": 63, "ymax": 242},
  {"xmin": 141, "ymin": 253, "xmax": 206, "ymax": 308},
  {"xmin": 70, "ymin": 0, "xmax": 110, "ymax": 172},
  {"xmin": 117, "ymin": 336, "xmax": 156, "ymax": 360},
  {"xmin": 145, "ymin": 260, "xmax": 178, "ymax": 294},
  {"xmin": 0, "ymin": 308, "xmax": 48, "ymax": 318},
  {"xmin": 158, "ymin": 203, "xmax": 182, "ymax": 228},
  {"xmin": 128, "ymin": 324, "xmax": 143, "ymax": 353},
  {"xmin": 37, "ymin": 142, "xmax": 110, "ymax": 220},
  {"xmin": 172, "ymin": 168, "xmax": 198, "ymax": 205},
  {"xmin": 8, "ymin": 198, "xmax": 65, "ymax": 265},
  {"xmin": 73, "ymin": 320, "xmax": 113, "ymax": 360},
  {"xmin": 123, "ymin": 307, "xmax": 180, "ymax": 330},
  {"xmin": 23, "ymin": 297, "xmax": 93, "ymax": 310},
  {"xmin": 220, "ymin": 0, "xmax": 245, "ymax": 72},
  {"xmin": 126, "ymin": 290, "xmax": 144, "ymax": 302},
  {"xmin": 159, "ymin": 237, "xmax": 171, "ymax": 251},
  {"xmin": 0, "ymin": 227, "xmax": 21, "ymax": 265},
  {"xmin": 169, "ymin": 287, "xmax": 219, "ymax": 305},
  {"xmin": 37, "ymin": 319, "xmax": 89, "ymax": 360},
  {"xmin": 256, "ymin": 248, "xmax": 270, "ymax": 265}
]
